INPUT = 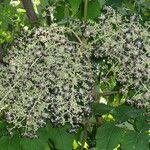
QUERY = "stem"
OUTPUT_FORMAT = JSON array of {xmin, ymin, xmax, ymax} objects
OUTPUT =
[
  {"xmin": 0, "ymin": 45, "xmax": 3, "ymax": 63},
  {"xmin": 21, "ymin": 0, "xmax": 38, "ymax": 24},
  {"xmin": 99, "ymin": 91, "xmax": 120, "ymax": 96},
  {"xmin": 81, "ymin": 121, "xmax": 88, "ymax": 150},
  {"xmin": 67, "ymin": 28, "xmax": 83, "ymax": 45},
  {"xmin": 83, "ymin": 0, "xmax": 88, "ymax": 22}
]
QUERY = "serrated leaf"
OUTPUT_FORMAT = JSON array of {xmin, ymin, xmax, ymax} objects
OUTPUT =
[
  {"xmin": 87, "ymin": 0, "xmax": 101, "ymax": 19},
  {"xmin": 68, "ymin": 0, "xmax": 82, "ymax": 15},
  {"xmin": 91, "ymin": 103, "xmax": 113, "ymax": 115},
  {"xmin": 121, "ymin": 131, "xmax": 149, "ymax": 150},
  {"xmin": 96, "ymin": 123, "xmax": 125, "ymax": 150}
]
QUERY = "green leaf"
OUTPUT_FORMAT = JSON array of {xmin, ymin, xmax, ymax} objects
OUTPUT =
[
  {"xmin": 0, "ymin": 123, "xmax": 78, "ymax": 150},
  {"xmin": 47, "ymin": 124, "xmax": 77, "ymax": 150},
  {"xmin": 0, "ymin": 121, "xmax": 8, "ymax": 137},
  {"xmin": 89, "ymin": 148, "xmax": 99, "ymax": 150},
  {"xmin": 121, "ymin": 131, "xmax": 149, "ymax": 150},
  {"xmin": 20, "ymin": 137, "xmax": 49, "ymax": 150},
  {"xmin": 106, "ymin": 0, "xmax": 123, "ymax": 6},
  {"xmin": 112, "ymin": 105, "xmax": 146, "ymax": 123},
  {"xmin": 116, "ymin": 121, "xmax": 134, "ymax": 131},
  {"xmin": 96, "ymin": 123, "xmax": 125, "ymax": 150},
  {"xmin": 0, "ymin": 136, "xmax": 21, "ymax": 150},
  {"xmin": 68, "ymin": 0, "xmax": 82, "ymax": 15},
  {"xmin": 98, "ymin": 0, "xmax": 106, "ymax": 8},
  {"xmin": 87, "ymin": 0, "xmax": 101, "ymax": 19},
  {"xmin": 134, "ymin": 115, "xmax": 150, "ymax": 132},
  {"xmin": 91, "ymin": 103, "xmax": 113, "ymax": 115},
  {"xmin": 54, "ymin": 5, "xmax": 65, "ymax": 21},
  {"xmin": 20, "ymin": 126, "xmax": 51, "ymax": 150},
  {"xmin": 109, "ymin": 75, "xmax": 117, "ymax": 90}
]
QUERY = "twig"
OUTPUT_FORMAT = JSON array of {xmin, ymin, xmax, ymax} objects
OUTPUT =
[
  {"xmin": 81, "ymin": 120, "xmax": 88, "ymax": 150},
  {"xmin": 99, "ymin": 91, "xmax": 120, "ymax": 96},
  {"xmin": 67, "ymin": 28, "xmax": 84, "ymax": 45},
  {"xmin": 0, "ymin": 45, "xmax": 3, "ymax": 63}
]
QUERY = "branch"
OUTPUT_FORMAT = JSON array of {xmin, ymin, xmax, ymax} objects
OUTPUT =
[
  {"xmin": 81, "ymin": 120, "xmax": 88, "ymax": 150},
  {"xmin": 21, "ymin": 0, "xmax": 38, "ymax": 23},
  {"xmin": 99, "ymin": 91, "xmax": 120, "ymax": 96},
  {"xmin": 0, "ymin": 45, "xmax": 3, "ymax": 63}
]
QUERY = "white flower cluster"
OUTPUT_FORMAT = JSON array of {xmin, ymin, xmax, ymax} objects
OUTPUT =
[
  {"xmin": 0, "ymin": 24, "xmax": 94, "ymax": 136},
  {"xmin": 0, "ymin": 5, "xmax": 149, "ymax": 136},
  {"xmin": 88, "ymin": 6, "xmax": 150, "ymax": 109}
]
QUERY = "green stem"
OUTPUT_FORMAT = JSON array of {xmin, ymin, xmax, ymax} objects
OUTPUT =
[
  {"xmin": 81, "ymin": 121, "xmax": 88, "ymax": 150},
  {"xmin": 83, "ymin": 0, "xmax": 88, "ymax": 21}
]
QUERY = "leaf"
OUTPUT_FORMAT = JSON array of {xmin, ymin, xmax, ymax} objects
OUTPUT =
[
  {"xmin": 116, "ymin": 121, "xmax": 134, "ymax": 131},
  {"xmin": 109, "ymin": 75, "xmax": 117, "ymax": 90},
  {"xmin": 54, "ymin": 5, "xmax": 65, "ymax": 21},
  {"xmin": 89, "ymin": 148, "xmax": 99, "ymax": 150},
  {"xmin": 121, "ymin": 131, "xmax": 149, "ymax": 150},
  {"xmin": 0, "ymin": 136, "xmax": 21, "ymax": 150},
  {"xmin": 20, "ymin": 126, "xmax": 51, "ymax": 150},
  {"xmin": 112, "ymin": 105, "xmax": 146, "ymax": 123},
  {"xmin": 96, "ymin": 123, "xmax": 125, "ymax": 150},
  {"xmin": 0, "ymin": 123, "xmax": 78, "ymax": 150},
  {"xmin": 47, "ymin": 124, "xmax": 77, "ymax": 150},
  {"xmin": 134, "ymin": 115, "xmax": 150, "ymax": 132},
  {"xmin": 98, "ymin": 0, "xmax": 106, "ymax": 8},
  {"xmin": 106, "ymin": 0, "xmax": 123, "ymax": 6},
  {"xmin": 68, "ymin": 0, "xmax": 82, "ymax": 15},
  {"xmin": 87, "ymin": 0, "xmax": 101, "ymax": 19},
  {"xmin": 0, "ymin": 121, "xmax": 8, "ymax": 137},
  {"xmin": 20, "ymin": 137, "xmax": 49, "ymax": 150},
  {"xmin": 91, "ymin": 103, "xmax": 113, "ymax": 115}
]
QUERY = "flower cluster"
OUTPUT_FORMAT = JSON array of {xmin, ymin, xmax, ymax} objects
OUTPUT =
[
  {"xmin": 86, "ymin": 6, "xmax": 150, "ymax": 108},
  {"xmin": 0, "ymin": 24, "xmax": 95, "ymax": 136},
  {"xmin": 0, "ymin": 5, "xmax": 149, "ymax": 136}
]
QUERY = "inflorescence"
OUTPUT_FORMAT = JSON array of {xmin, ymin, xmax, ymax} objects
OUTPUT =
[
  {"xmin": 88, "ymin": 6, "xmax": 150, "ymax": 109},
  {"xmin": 0, "ymin": 24, "xmax": 95, "ymax": 136},
  {"xmin": 0, "ymin": 6, "xmax": 149, "ymax": 136}
]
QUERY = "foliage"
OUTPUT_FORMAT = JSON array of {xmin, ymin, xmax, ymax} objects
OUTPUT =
[
  {"xmin": 0, "ymin": 0, "xmax": 27, "ymax": 44},
  {"xmin": 0, "ymin": 0, "xmax": 149, "ymax": 150}
]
